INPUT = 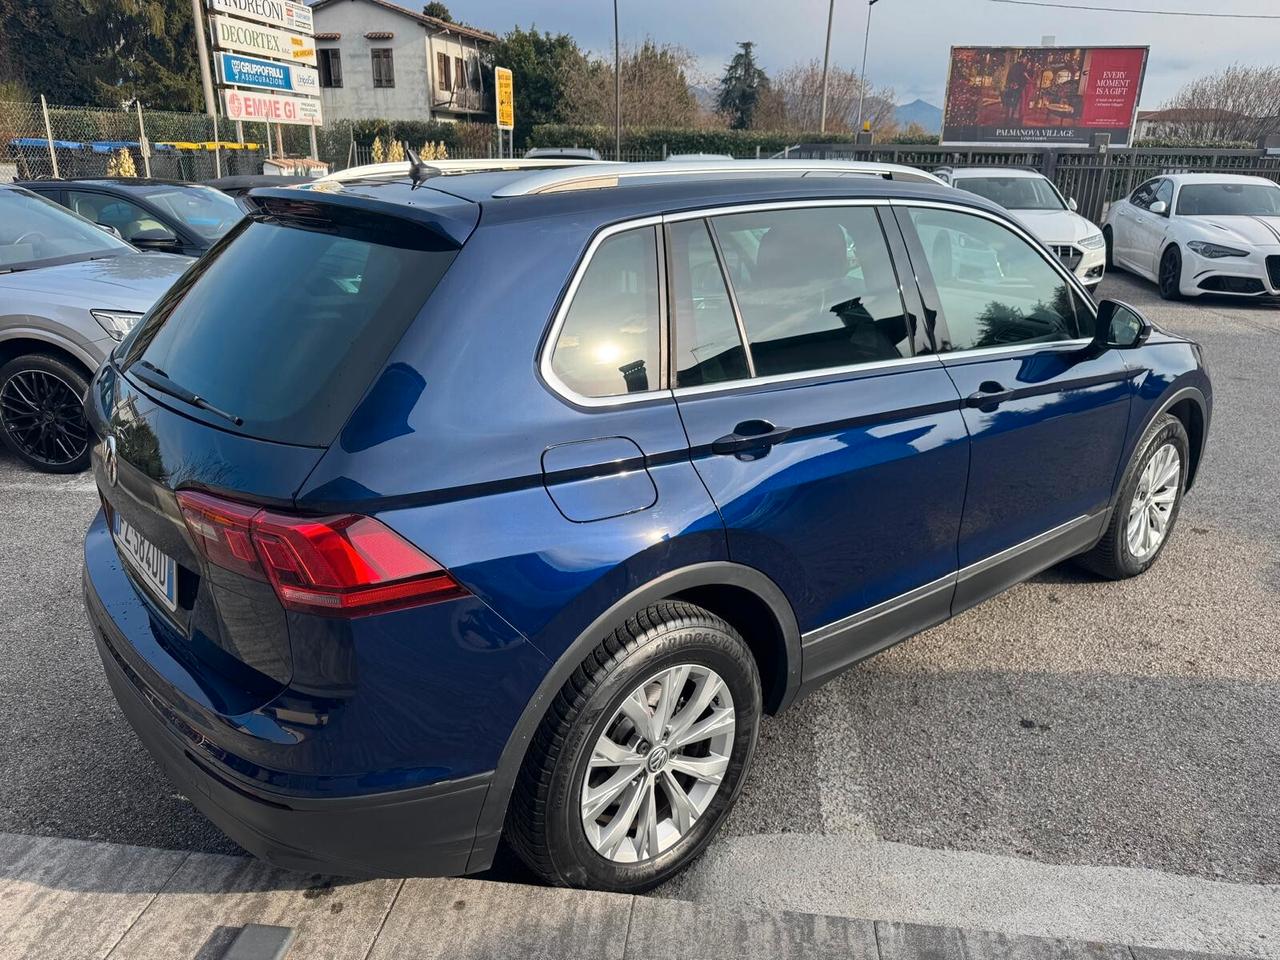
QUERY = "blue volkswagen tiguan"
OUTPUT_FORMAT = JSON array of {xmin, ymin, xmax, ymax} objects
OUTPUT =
[{"xmin": 83, "ymin": 160, "xmax": 1211, "ymax": 892}]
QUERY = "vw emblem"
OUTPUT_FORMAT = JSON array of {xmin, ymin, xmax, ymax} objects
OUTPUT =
[
  {"xmin": 645, "ymin": 745, "xmax": 669, "ymax": 774},
  {"xmin": 104, "ymin": 435, "xmax": 118, "ymax": 487}
]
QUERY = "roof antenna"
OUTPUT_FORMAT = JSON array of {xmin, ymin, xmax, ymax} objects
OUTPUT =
[{"xmin": 404, "ymin": 141, "xmax": 436, "ymax": 190}]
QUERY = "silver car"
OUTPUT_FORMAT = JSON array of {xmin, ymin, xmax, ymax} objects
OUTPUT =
[{"xmin": 0, "ymin": 184, "xmax": 190, "ymax": 472}]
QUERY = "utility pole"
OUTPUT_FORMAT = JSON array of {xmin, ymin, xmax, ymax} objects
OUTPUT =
[
  {"xmin": 613, "ymin": 0, "xmax": 622, "ymax": 161},
  {"xmin": 819, "ymin": 0, "xmax": 835, "ymax": 133},
  {"xmin": 855, "ymin": 0, "xmax": 880, "ymax": 134},
  {"xmin": 190, "ymin": 0, "xmax": 217, "ymax": 118}
]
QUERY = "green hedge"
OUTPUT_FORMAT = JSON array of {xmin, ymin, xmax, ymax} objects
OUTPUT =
[{"xmin": 527, "ymin": 124, "xmax": 865, "ymax": 156}]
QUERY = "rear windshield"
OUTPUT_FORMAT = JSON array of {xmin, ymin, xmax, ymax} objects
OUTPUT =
[{"xmin": 119, "ymin": 216, "xmax": 456, "ymax": 446}]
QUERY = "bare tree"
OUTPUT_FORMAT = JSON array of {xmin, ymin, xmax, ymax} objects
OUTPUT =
[
  {"xmin": 1158, "ymin": 63, "xmax": 1280, "ymax": 142},
  {"xmin": 562, "ymin": 40, "xmax": 698, "ymax": 129},
  {"xmin": 770, "ymin": 59, "xmax": 898, "ymax": 136}
]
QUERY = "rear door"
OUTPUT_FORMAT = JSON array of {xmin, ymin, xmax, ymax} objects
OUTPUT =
[
  {"xmin": 893, "ymin": 202, "xmax": 1133, "ymax": 611},
  {"xmin": 669, "ymin": 201, "xmax": 970, "ymax": 682}
]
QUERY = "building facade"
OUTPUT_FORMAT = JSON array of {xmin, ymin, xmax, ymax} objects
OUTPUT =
[{"xmin": 310, "ymin": 0, "xmax": 494, "ymax": 123}]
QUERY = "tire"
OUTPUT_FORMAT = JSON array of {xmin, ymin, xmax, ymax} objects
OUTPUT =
[
  {"xmin": 506, "ymin": 601, "xmax": 761, "ymax": 892},
  {"xmin": 0, "ymin": 353, "xmax": 92, "ymax": 473},
  {"xmin": 1158, "ymin": 246, "xmax": 1184, "ymax": 301},
  {"xmin": 1077, "ymin": 413, "xmax": 1189, "ymax": 580},
  {"xmin": 1102, "ymin": 226, "xmax": 1114, "ymax": 270}
]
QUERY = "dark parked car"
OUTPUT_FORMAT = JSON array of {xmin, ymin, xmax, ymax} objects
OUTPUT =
[
  {"xmin": 83, "ymin": 161, "xmax": 1211, "ymax": 893},
  {"xmin": 203, "ymin": 175, "xmax": 314, "ymax": 212},
  {"xmin": 17, "ymin": 178, "xmax": 243, "ymax": 257}
]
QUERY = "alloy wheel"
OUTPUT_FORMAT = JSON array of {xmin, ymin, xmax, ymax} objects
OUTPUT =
[
  {"xmin": 581, "ymin": 664, "xmax": 735, "ymax": 864},
  {"xmin": 1160, "ymin": 250, "xmax": 1181, "ymax": 297},
  {"xmin": 1126, "ymin": 442, "xmax": 1181, "ymax": 560},
  {"xmin": 0, "ymin": 369, "xmax": 90, "ymax": 467}
]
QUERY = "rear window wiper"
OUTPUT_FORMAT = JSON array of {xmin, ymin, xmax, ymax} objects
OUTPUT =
[{"xmin": 129, "ymin": 360, "xmax": 244, "ymax": 427}]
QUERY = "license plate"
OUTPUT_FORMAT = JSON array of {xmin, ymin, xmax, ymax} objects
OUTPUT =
[{"xmin": 113, "ymin": 515, "xmax": 177, "ymax": 612}]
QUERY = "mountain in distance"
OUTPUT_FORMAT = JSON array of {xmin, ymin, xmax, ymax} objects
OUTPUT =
[{"xmin": 894, "ymin": 98, "xmax": 943, "ymax": 133}]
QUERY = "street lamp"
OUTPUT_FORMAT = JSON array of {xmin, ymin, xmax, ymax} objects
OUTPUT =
[
  {"xmin": 818, "ymin": 0, "xmax": 836, "ymax": 134},
  {"xmin": 855, "ymin": 0, "xmax": 880, "ymax": 135}
]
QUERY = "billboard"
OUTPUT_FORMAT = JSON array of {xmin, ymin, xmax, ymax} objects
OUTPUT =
[
  {"xmin": 212, "ymin": 15, "xmax": 316, "ymax": 67},
  {"xmin": 207, "ymin": 0, "xmax": 313, "ymax": 36},
  {"xmin": 218, "ymin": 51, "xmax": 319, "ymax": 95},
  {"xmin": 941, "ymin": 45, "xmax": 1148, "ymax": 147},
  {"xmin": 223, "ymin": 89, "xmax": 322, "ymax": 126}
]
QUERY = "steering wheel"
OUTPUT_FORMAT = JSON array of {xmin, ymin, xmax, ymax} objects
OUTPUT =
[{"xmin": 14, "ymin": 231, "xmax": 46, "ymax": 246}]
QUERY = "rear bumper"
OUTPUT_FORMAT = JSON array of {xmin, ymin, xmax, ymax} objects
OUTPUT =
[{"xmin": 86, "ymin": 568, "xmax": 492, "ymax": 878}]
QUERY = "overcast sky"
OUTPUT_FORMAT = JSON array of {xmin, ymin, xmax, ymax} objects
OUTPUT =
[{"xmin": 460, "ymin": 0, "xmax": 1280, "ymax": 108}]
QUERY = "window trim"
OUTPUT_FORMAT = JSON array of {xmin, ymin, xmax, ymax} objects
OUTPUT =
[
  {"xmin": 537, "ymin": 198, "xmax": 1097, "ymax": 410},
  {"xmin": 539, "ymin": 216, "xmax": 669, "ymax": 408}
]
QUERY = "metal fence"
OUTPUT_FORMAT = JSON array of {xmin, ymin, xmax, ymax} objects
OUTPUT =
[
  {"xmin": 782, "ymin": 142, "xmax": 1280, "ymax": 222},
  {"xmin": 6, "ymin": 98, "xmax": 1280, "ymax": 218}
]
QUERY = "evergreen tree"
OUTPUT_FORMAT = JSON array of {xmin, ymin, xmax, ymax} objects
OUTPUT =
[{"xmin": 717, "ymin": 41, "xmax": 771, "ymax": 130}]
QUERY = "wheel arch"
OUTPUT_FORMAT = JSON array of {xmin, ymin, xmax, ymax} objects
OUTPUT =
[
  {"xmin": 0, "ymin": 331, "xmax": 97, "ymax": 379},
  {"xmin": 1134, "ymin": 384, "xmax": 1209, "ymax": 493},
  {"xmin": 466, "ymin": 560, "xmax": 801, "ymax": 873}
]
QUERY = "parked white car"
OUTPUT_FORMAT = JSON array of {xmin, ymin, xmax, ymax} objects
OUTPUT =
[
  {"xmin": 935, "ymin": 167, "xmax": 1106, "ymax": 289},
  {"xmin": 1102, "ymin": 173, "xmax": 1280, "ymax": 300}
]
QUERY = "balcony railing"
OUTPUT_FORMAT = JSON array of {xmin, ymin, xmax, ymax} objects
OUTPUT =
[{"xmin": 432, "ymin": 87, "xmax": 490, "ymax": 114}]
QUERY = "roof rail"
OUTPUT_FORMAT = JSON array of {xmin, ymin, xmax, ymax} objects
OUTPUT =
[
  {"xmin": 492, "ymin": 159, "xmax": 947, "ymax": 197},
  {"xmin": 316, "ymin": 157, "xmax": 602, "ymax": 186}
]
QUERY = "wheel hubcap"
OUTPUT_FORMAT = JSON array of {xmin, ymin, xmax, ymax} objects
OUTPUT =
[
  {"xmin": 0, "ymin": 369, "xmax": 88, "ymax": 466},
  {"xmin": 1127, "ymin": 443, "xmax": 1180, "ymax": 560},
  {"xmin": 581, "ymin": 664, "xmax": 735, "ymax": 864}
]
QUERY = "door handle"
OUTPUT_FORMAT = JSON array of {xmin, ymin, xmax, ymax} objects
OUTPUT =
[
  {"xmin": 965, "ymin": 381, "xmax": 1015, "ymax": 410},
  {"xmin": 711, "ymin": 419, "xmax": 793, "ymax": 456}
]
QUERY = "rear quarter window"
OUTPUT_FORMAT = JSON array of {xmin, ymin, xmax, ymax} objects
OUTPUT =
[{"xmin": 120, "ymin": 216, "xmax": 456, "ymax": 446}]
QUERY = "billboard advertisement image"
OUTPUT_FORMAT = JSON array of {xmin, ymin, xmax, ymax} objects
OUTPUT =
[{"xmin": 942, "ymin": 45, "xmax": 1148, "ymax": 147}]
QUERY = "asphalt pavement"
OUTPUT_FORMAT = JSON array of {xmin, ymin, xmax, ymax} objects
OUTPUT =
[{"xmin": 0, "ymin": 270, "xmax": 1276, "ymax": 942}]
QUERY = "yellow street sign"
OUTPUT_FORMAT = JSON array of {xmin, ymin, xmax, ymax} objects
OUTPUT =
[{"xmin": 495, "ymin": 66, "xmax": 514, "ymax": 131}]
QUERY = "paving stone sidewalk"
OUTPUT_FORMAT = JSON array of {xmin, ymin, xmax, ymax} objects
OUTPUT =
[{"xmin": 0, "ymin": 832, "xmax": 1248, "ymax": 960}]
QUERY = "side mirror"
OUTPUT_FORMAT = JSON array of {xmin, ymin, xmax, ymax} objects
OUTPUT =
[
  {"xmin": 95, "ymin": 222, "xmax": 123, "ymax": 240},
  {"xmin": 1149, "ymin": 200, "xmax": 1168, "ymax": 216},
  {"xmin": 130, "ymin": 228, "xmax": 180, "ymax": 250},
  {"xmin": 1068, "ymin": 197, "xmax": 1078, "ymax": 212},
  {"xmin": 1094, "ymin": 298, "xmax": 1153, "ymax": 351}
]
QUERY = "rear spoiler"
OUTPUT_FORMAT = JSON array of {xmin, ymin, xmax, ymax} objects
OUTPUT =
[{"xmin": 243, "ymin": 187, "xmax": 479, "ymax": 249}]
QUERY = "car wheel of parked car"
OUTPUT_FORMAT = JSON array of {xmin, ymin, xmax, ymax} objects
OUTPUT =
[
  {"xmin": 1102, "ymin": 226, "xmax": 1114, "ymax": 270},
  {"xmin": 0, "ymin": 353, "xmax": 91, "ymax": 473},
  {"xmin": 507, "ymin": 601, "xmax": 761, "ymax": 892},
  {"xmin": 1078, "ymin": 413, "xmax": 1188, "ymax": 580},
  {"xmin": 1158, "ymin": 246, "xmax": 1184, "ymax": 301}
]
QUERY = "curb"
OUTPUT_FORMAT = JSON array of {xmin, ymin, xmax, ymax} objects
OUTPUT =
[{"xmin": 0, "ymin": 832, "xmax": 1253, "ymax": 960}]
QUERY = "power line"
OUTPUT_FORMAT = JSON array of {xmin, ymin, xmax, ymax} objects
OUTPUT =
[{"xmin": 990, "ymin": 0, "xmax": 1280, "ymax": 18}]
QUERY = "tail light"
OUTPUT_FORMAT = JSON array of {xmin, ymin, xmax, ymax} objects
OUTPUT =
[{"xmin": 177, "ymin": 490, "xmax": 466, "ymax": 617}]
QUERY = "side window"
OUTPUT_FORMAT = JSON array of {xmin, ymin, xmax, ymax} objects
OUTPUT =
[
  {"xmin": 709, "ymin": 206, "xmax": 911, "ymax": 378},
  {"xmin": 1130, "ymin": 180, "xmax": 1157, "ymax": 209},
  {"xmin": 669, "ymin": 219, "xmax": 749, "ymax": 388},
  {"xmin": 67, "ymin": 191, "xmax": 175, "ymax": 242},
  {"xmin": 906, "ymin": 207, "xmax": 1080, "ymax": 351},
  {"xmin": 549, "ymin": 227, "xmax": 661, "ymax": 398}
]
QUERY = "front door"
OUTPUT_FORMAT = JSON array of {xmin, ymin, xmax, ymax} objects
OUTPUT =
[
  {"xmin": 1112, "ymin": 179, "xmax": 1157, "ymax": 270},
  {"xmin": 668, "ymin": 203, "xmax": 970, "ymax": 681},
  {"xmin": 895, "ymin": 203, "xmax": 1134, "ymax": 611},
  {"xmin": 1131, "ymin": 178, "xmax": 1174, "ymax": 277}
]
